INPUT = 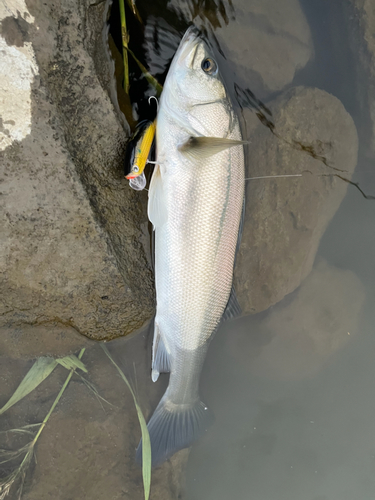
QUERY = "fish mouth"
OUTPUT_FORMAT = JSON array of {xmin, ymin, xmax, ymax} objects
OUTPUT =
[
  {"xmin": 180, "ymin": 25, "xmax": 201, "ymax": 44},
  {"xmin": 174, "ymin": 25, "xmax": 202, "ymax": 69}
]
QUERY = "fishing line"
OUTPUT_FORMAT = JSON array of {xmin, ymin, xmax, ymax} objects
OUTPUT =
[
  {"xmin": 245, "ymin": 174, "xmax": 303, "ymax": 180},
  {"xmin": 245, "ymin": 172, "xmax": 375, "ymax": 200},
  {"xmin": 233, "ymin": 84, "xmax": 347, "ymax": 174}
]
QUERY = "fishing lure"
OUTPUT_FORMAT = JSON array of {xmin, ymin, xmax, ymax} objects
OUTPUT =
[{"xmin": 125, "ymin": 119, "xmax": 156, "ymax": 190}]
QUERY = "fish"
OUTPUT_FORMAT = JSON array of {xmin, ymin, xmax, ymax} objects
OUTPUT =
[
  {"xmin": 124, "ymin": 119, "xmax": 156, "ymax": 190},
  {"xmin": 136, "ymin": 26, "xmax": 245, "ymax": 466}
]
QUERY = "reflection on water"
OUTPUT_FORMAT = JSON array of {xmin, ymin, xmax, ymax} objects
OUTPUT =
[{"xmin": 2, "ymin": 0, "xmax": 375, "ymax": 498}]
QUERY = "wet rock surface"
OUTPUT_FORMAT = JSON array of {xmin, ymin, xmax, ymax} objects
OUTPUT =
[
  {"xmin": 234, "ymin": 86, "xmax": 359, "ymax": 315},
  {"xmin": 0, "ymin": 0, "xmax": 155, "ymax": 348},
  {"xmin": 0, "ymin": 325, "xmax": 93, "ymax": 360},
  {"xmin": 343, "ymin": 0, "xmax": 375, "ymax": 158}
]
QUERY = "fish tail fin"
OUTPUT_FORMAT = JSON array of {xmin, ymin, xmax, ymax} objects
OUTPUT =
[{"xmin": 136, "ymin": 393, "xmax": 213, "ymax": 467}]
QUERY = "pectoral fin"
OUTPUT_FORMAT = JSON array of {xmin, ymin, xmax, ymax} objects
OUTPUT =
[
  {"xmin": 178, "ymin": 136, "xmax": 246, "ymax": 160},
  {"xmin": 148, "ymin": 164, "xmax": 167, "ymax": 229}
]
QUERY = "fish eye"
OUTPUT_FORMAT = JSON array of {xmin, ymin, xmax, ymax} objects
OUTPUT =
[
  {"xmin": 133, "ymin": 165, "xmax": 139, "ymax": 173},
  {"xmin": 201, "ymin": 58, "xmax": 217, "ymax": 75}
]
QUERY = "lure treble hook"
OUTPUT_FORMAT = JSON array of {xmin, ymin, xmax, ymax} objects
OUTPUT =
[{"xmin": 148, "ymin": 95, "xmax": 159, "ymax": 112}]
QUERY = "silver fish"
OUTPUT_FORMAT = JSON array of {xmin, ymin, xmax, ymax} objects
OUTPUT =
[{"xmin": 137, "ymin": 26, "xmax": 245, "ymax": 466}]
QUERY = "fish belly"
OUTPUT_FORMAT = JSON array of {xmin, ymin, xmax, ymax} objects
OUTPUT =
[{"xmin": 155, "ymin": 120, "xmax": 244, "ymax": 359}]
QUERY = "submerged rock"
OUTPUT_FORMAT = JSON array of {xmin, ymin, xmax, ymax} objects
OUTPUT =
[
  {"xmin": 234, "ymin": 86, "xmax": 358, "ymax": 315},
  {"xmin": 217, "ymin": 0, "xmax": 314, "ymax": 97},
  {"xmin": 167, "ymin": 0, "xmax": 313, "ymax": 97},
  {"xmin": 0, "ymin": 0, "xmax": 154, "ymax": 350},
  {"xmin": 243, "ymin": 260, "xmax": 365, "ymax": 381}
]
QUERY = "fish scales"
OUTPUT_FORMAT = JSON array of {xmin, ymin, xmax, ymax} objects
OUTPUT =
[{"xmin": 137, "ymin": 26, "xmax": 245, "ymax": 466}]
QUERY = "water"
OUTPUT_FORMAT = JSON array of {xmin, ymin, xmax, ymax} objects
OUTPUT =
[{"xmin": 2, "ymin": 0, "xmax": 375, "ymax": 499}]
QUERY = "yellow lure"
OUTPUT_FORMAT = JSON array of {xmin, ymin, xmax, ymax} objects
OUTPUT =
[{"xmin": 126, "ymin": 120, "xmax": 156, "ymax": 179}]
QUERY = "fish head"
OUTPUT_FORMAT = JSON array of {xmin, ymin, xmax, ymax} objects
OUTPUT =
[{"xmin": 167, "ymin": 26, "xmax": 226, "ymax": 108}]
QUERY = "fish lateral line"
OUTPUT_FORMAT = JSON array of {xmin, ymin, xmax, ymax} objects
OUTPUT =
[{"xmin": 245, "ymin": 174, "xmax": 303, "ymax": 180}]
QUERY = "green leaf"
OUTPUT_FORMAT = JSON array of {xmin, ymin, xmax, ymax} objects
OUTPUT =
[
  {"xmin": 56, "ymin": 354, "xmax": 88, "ymax": 373},
  {"xmin": 101, "ymin": 344, "xmax": 151, "ymax": 500},
  {"xmin": 0, "ymin": 357, "xmax": 58, "ymax": 415}
]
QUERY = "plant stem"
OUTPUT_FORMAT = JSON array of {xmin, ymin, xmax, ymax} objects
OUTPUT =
[
  {"xmin": 32, "ymin": 348, "xmax": 86, "ymax": 445},
  {"xmin": 101, "ymin": 344, "xmax": 151, "ymax": 500},
  {"xmin": 126, "ymin": 0, "xmax": 142, "ymax": 23},
  {"xmin": 127, "ymin": 48, "xmax": 163, "ymax": 97},
  {"xmin": 119, "ymin": 0, "xmax": 130, "ymax": 94}
]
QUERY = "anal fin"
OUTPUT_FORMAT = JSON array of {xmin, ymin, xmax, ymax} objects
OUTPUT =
[
  {"xmin": 222, "ymin": 284, "xmax": 242, "ymax": 321},
  {"xmin": 151, "ymin": 323, "xmax": 171, "ymax": 382}
]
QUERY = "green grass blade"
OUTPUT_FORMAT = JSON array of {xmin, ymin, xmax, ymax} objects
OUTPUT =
[
  {"xmin": 56, "ymin": 354, "xmax": 87, "ymax": 373},
  {"xmin": 127, "ymin": 47, "xmax": 163, "ymax": 97},
  {"xmin": 32, "ymin": 349, "xmax": 86, "ymax": 445},
  {"xmin": 0, "ymin": 350, "xmax": 86, "ymax": 499},
  {"xmin": 119, "ymin": 0, "xmax": 130, "ymax": 94},
  {"xmin": 101, "ymin": 344, "xmax": 151, "ymax": 500},
  {"xmin": 0, "ymin": 358, "xmax": 58, "ymax": 416}
]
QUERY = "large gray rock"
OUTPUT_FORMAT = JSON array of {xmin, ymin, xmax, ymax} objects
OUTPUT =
[
  {"xmin": 343, "ymin": 0, "xmax": 375, "ymax": 158},
  {"xmin": 234, "ymin": 86, "xmax": 358, "ymax": 314},
  {"xmin": 0, "ymin": 0, "xmax": 154, "ymax": 349}
]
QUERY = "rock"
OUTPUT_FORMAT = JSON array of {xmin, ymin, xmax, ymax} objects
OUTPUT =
[
  {"xmin": 231, "ymin": 260, "xmax": 365, "ymax": 381},
  {"xmin": 343, "ymin": 0, "xmax": 375, "ymax": 158},
  {"xmin": 218, "ymin": 0, "xmax": 313, "ymax": 96},
  {"xmin": 0, "ymin": 325, "xmax": 93, "ymax": 360},
  {"xmin": 234, "ymin": 86, "xmax": 358, "ymax": 315},
  {"xmin": 167, "ymin": 0, "xmax": 313, "ymax": 97},
  {"xmin": 0, "ymin": 0, "xmax": 155, "ymax": 348}
]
